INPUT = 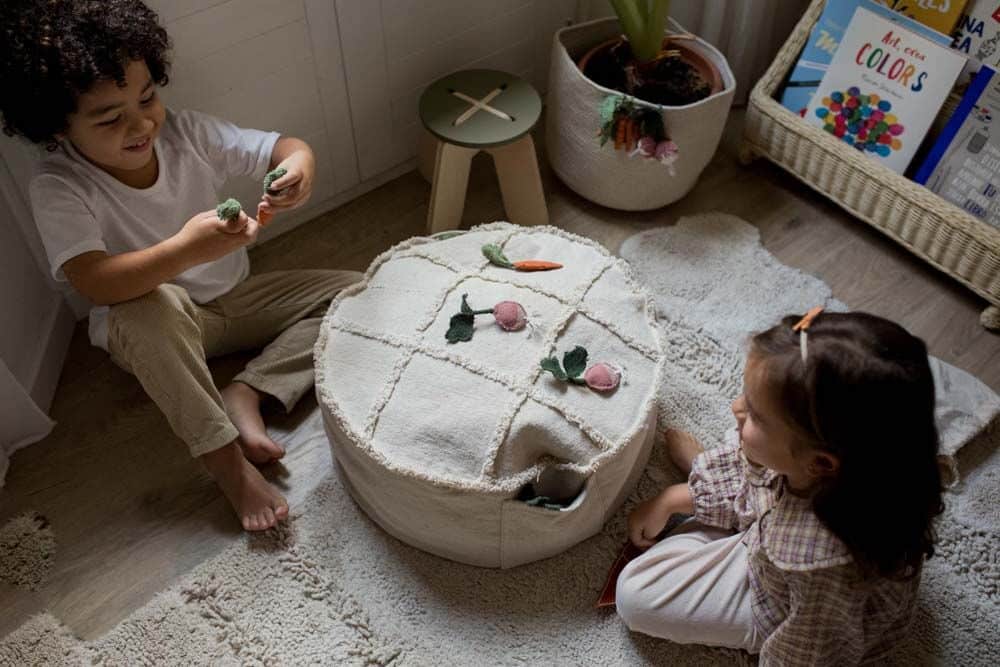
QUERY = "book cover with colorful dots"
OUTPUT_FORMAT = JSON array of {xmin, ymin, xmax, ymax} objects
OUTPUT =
[
  {"xmin": 779, "ymin": 0, "xmax": 958, "ymax": 117},
  {"xmin": 806, "ymin": 0, "xmax": 967, "ymax": 173}
]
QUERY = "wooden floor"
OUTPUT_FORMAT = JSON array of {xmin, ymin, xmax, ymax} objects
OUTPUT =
[{"xmin": 2, "ymin": 111, "xmax": 998, "ymax": 641}]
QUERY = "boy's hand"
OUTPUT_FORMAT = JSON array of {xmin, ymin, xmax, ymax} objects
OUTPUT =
[
  {"xmin": 627, "ymin": 483, "xmax": 692, "ymax": 549},
  {"xmin": 259, "ymin": 149, "xmax": 314, "ymax": 218},
  {"xmin": 175, "ymin": 208, "xmax": 258, "ymax": 266}
]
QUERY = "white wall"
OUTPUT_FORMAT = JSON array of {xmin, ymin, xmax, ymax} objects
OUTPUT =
[
  {"xmin": 337, "ymin": 0, "xmax": 576, "ymax": 179},
  {"xmin": 146, "ymin": 0, "xmax": 361, "ymax": 240}
]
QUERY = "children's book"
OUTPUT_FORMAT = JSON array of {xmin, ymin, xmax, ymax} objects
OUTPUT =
[
  {"xmin": 780, "ymin": 0, "xmax": 961, "ymax": 116},
  {"xmin": 883, "ymin": 0, "xmax": 969, "ymax": 34},
  {"xmin": 805, "ymin": 0, "xmax": 967, "ymax": 173},
  {"xmin": 953, "ymin": 0, "xmax": 1000, "ymax": 61},
  {"xmin": 914, "ymin": 65, "xmax": 1000, "ymax": 229},
  {"xmin": 952, "ymin": 0, "xmax": 1000, "ymax": 83}
]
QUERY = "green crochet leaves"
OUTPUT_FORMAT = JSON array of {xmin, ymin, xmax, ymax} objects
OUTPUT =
[
  {"xmin": 445, "ymin": 294, "xmax": 493, "ymax": 343},
  {"xmin": 540, "ymin": 346, "xmax": 588, "ymax": 385},
  {"xmin": 215, "ymin": 198, "xmax": 241, "ymax": 222},
  {"xmin": 599, "ymin": 94, "xmax": 621, "ymax": 126},
  {"xmin": 263, "ymin": 167, "xmax": 288, "ymax": 194},
  {"xmin": 522, "ymin": 495, "xmax": 564, "ymax": 510},
  {"xmin": 446, "ymin": 295, "xmax": 475, "ymax": 343},
  {"xmin": 482, "ymin": 243, "xmax": 515, "ymax": 269}
]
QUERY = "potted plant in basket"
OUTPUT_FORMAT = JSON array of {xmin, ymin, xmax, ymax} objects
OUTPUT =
[{"xmin": 545, "ymin": 0, "xmax": 735, "ymax": 211}]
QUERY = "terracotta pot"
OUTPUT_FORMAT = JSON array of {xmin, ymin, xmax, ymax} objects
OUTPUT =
[{"xmin": 577, "ymin": 35, "xmax": 724, "ymax": 100}]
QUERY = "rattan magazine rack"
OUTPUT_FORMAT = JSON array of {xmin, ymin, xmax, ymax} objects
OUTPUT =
[{"xmin": 740, "ymin": 0, "xmax": 1000, "ymax": 330}]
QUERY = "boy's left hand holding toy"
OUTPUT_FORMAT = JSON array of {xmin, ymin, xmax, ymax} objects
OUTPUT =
[{"xmin": 256, "ymin": 137, "xmax": 315, "ymax": 226}]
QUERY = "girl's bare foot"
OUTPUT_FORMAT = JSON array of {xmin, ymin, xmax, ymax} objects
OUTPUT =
[
  {"xmin": 663, "ymin": 428, "xmax": 704, "ymax": 476},
  {"xmin": 221, "ymin": 382, "xmax": 285, "ymax": 464},
  {"xmin": 201, "ymin": 442, "xmax": 289, "ymax": 531}
]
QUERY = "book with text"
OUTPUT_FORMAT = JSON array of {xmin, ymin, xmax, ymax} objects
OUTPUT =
[
  {"xmin": 952, "ymin": 0, "xmax": 1000, "ymax": 82},
  {"xmin": 885, "ymin": 0, "xmax": 968, "ymax": 34},
  {"xmin": 780, "ymin": 0, "xmax": 960, "ymax": 116},
  {"xmin": 914, "ymin": 65, "xmax": 1000, "ymax": 229},
  {"xmin": 805, "ymin": 0, "xmax": 967, "ymax": 172}
]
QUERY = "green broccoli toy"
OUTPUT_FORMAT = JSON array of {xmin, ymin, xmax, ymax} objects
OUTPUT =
[
  {"xmin": 215, "ymin": 198, "xmax": 242, "ymax": 223},
  {"xmin": 263, "ymin": 167, "xmax": 287, "ymax": 195}
]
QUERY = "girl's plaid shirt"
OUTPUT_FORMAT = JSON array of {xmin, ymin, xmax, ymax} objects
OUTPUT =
[{"xmin": 688, "ymin": 444, "xmax": 920, "ymax": 666}]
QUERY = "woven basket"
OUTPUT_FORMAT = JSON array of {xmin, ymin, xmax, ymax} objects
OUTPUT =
[
  {"xmin": 741, "ymin": 0, "xmax": 1000, "ymax": 330},
  {"xmin": 546, "ymin": 17, "xmax": 736, "ymax": 211}
]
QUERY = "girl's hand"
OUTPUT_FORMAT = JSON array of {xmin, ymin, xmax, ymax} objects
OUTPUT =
[
  {"xmin": 627, "ymin": 483, "xmax": 692, "ymax": 549},
  {"xmin": 174, "ymin": 208, "xmax": 258, "ymax": 266},
  {"xmin": 259, "ymin": 144, "xmax": 315, "ymax": 217}
]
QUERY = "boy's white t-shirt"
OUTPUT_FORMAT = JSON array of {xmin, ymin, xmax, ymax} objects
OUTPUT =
[{"xmin": 29, "ymin": 108, "xmax": 279, "ymax": 351}]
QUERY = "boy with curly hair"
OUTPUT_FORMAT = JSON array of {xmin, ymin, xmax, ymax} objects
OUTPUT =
[{"xmin": 0, "ymin": 0, "xmax": 362, "ymax": 531}]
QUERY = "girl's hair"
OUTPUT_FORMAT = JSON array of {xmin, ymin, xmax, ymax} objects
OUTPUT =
[
  {"xmin": 751, "ymin": 311, "xmax": 943, "ymax": 580},
  {"xmin": 0, "ymin": 0, "xmax": 171, "ymax": 148}
]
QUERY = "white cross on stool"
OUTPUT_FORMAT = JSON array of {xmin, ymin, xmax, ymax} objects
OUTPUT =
[
  {"xmin": 419, "ymin": 69, "xmax": 547, "ymax": 235},
  {"xmin": 450, "ymin": 85, "xmax": 514, "ymax": 126}
]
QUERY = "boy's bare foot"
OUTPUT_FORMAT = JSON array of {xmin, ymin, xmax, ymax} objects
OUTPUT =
[
  {"xmin": 663, "ymin": 428, "xmax": 704, "ymax": 476},
  {"xmin": 221, "ymin": 382, "xmax": 285, "ymax": 464},
  {"xmin": 201, "ymin": 442, "xmax": 289, "ymax": 531}
]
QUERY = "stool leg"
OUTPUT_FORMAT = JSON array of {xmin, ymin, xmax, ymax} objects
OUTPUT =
[
  {"xmin": 417, "ymin": 127, "xmax": 438, "ymax": 183},
  {"xmin": 487, "ymin": 134, "xmax": 549, "ymax": 227},
  {"xmin": 427, "ymin": 142, "xmax": 477, "ymax": 234}
]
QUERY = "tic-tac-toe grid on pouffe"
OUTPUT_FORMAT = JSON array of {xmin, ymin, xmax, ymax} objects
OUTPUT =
[{"xmin": 315, "ymin": 223, "xmax": 665, "ymax": 568}]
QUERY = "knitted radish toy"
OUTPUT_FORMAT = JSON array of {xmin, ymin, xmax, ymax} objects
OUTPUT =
[
  {"xmin": 541, "ymin": 346, "xmax": 621, "ymax": 392},
  {"xmin": 446, "ymin": 295, "xmax": 528, "ymax": 343}
]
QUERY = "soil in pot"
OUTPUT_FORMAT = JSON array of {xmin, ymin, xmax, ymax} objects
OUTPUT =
[{"xmin": 581, "ymin": 38, "xmax": 712, "ymax": 106}]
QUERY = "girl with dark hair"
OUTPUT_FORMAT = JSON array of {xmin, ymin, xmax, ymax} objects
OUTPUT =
[{"xmin": 616, "ymin": 309, "xmax": 943, "ymax": 665}]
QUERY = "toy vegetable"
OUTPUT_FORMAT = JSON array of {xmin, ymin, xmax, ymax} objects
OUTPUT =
[
  {"xmin": 215, "ymin": 198, "xmax": 242, "ymax": 225},
  {"xmin": 482, "ymin": 244, "xmax": 562, "ymax": 271},
  {"xmin": 446, "ymin": 295, "xmax": 528, "ymax": 343},
  {"xmin": 257, "ymin": 167, "xmax": 288, "ymax": 226},
  {"xmin": 541, "ymin": 346, "xmax": 621, "ymax": 392}
]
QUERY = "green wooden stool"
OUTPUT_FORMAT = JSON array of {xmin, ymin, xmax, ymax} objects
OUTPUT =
[{"xmin": 418, "ymin": 69, "xmax": 548, "ymax": 234}]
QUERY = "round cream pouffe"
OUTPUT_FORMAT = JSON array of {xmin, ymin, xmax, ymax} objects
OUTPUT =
[{"xmin": 315, "ymin": 223, "xmax": 665, "ymax": 568}]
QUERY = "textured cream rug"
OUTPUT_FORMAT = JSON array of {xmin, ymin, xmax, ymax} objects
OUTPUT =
[{"xmin": 3, "ymin": 213, "xmax": 998, "ymax": 665}]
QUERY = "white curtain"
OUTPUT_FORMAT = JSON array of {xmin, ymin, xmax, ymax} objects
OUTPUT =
[
  {"xmin": 575, "ymin": 0, "xmax": 811, "ymax": 103},
  {"xmin": 0, "ymin": 144, "xmax": 65, "ymax": 488}
]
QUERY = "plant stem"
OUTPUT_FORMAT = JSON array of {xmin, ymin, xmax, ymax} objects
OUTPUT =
[
  {"xmin": 610, "ymin": 0, "xmax": 649, "ymax": 58},
  {"xmin": 610, "ymin": 0, "xmax": 671, "ymax": 63},
  {"xmin": 644, "ymin": 0, "xmax": 671, "ymax": 61}
]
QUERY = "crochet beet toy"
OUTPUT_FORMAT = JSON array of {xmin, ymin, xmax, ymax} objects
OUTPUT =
[
  {"xmin": 446, "ymin": 294, "xmax": 528, "ymax": 343},
  {"xmin": 541, "ymin": 345, "xmax": 621, "ymax": 392}
]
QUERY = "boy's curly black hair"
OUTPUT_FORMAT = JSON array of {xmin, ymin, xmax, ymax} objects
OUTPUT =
[{"xmin": 0, "ymin": 0, "xmax": 171, "ymax": 148}]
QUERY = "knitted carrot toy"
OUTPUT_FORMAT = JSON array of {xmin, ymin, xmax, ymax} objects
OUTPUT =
[{"xmin": 482, "ymin": 244, "xmax": 562, "ymax": 271}]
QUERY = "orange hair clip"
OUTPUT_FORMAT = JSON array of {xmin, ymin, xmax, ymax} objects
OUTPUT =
[{"xmin": 793, "ymin": 306, "xmax": 825, "ymax": 332}]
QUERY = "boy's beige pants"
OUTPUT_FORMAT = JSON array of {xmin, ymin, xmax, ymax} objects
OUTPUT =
[{"xmin": 107, "ymin": 269, "xmax": 362, "ymax": 457}]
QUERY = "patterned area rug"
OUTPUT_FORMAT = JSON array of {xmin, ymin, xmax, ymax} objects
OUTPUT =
[{"xmin": 2, "ymin": 213, "xmax": 998, "ymax": 665}]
